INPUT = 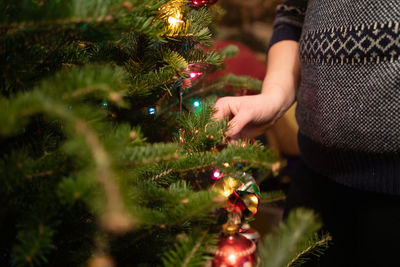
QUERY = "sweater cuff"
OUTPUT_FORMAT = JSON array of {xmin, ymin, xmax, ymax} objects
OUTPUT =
[{"xmin": 268, "ymin": 23, "xmax": 302, "ymax": 51}]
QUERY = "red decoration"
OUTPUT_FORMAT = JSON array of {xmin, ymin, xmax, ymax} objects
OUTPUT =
[
  {"xmin": 227, "ymin": 191, "xmax": 260, "ymax": 218},
  {"xmin": 188, "ymin": 0, "xmax": 218, "ymax": 8},
  {"xmin": 239, "ymin": 224, "xmax": 261, "ymax": 246},
  {"xmin": 212, "ymin": 233, "xmax": 256, "ymax": 267}
]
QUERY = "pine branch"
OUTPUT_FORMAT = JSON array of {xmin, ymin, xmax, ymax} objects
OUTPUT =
[
  {"xmin": 258, "ymin": 208, "xmax": 324, "ymax": 267},
  {"xmin": 119, "ymin": 143, "xmax": 180, "ymax": 166},
  {"xmin": 13, "ymin": 224, "xmax": 55, "ymax": 267},
  {"xmin": 0, "ymin": 82, "xmax": 134, "ymax": 234},
  {"xmin": 162, "ymin": 231, "xmax": 218, "ymax": 267},
  {"xmin": 260, "ymin": 191, "xmax": 287, "ymax": 204},
  {"xmin": 287, "ymin": 234, "xmax": 332, "ymax": 267}
]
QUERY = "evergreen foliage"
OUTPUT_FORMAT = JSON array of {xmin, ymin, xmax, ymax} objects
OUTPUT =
[
  {"xmin": 1, "ymin": 1, "xmax": 328, "ymax": 266},
  {"xmin": 258, "ymin": 209, "xmax": 330, "ymax": 267}
]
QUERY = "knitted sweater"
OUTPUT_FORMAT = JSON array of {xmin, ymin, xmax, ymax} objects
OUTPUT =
[{"xmin": 270, "ymin": 0, "xmax": 400, "ymax": 194}]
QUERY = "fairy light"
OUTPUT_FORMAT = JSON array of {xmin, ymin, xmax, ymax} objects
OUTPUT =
[
  {"xmin": 193, "ymin": 100, "xmax": 200, "ymax": 107},
  {"xmin": 223, "ymin": 162, "xmax": 230, "ymax": 168},
  {"xmin": 213, "ymin": 169, "xmax": 221, "ymax": 179},
  {"xmin": 162, "ymin": 3, "xmax": 184, "ymax": 32},
  {"xmin": 189, "ymin": 72, "xmax": 203, "ymax": 79},
  {"xmin": 148, "ymin": 107, "xmax": 156, "ymax": 115},
  {"xmin": 168, "ymin": 14, "xmax": 184, "ymax": 28}
]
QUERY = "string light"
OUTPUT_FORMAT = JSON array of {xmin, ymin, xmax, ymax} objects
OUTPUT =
[
  {"xmin": 148, "ymin": 107, "xmax": 156, "ymax": 115},
  {"xmin": 160, "ymin": 2, "xmax": 186, "ymax": 33},
  {"xmin": 168, "ymin": 14, "xmax": 184, "ymax": 29},
  {"xmin": 103, "ymin": 102, "xmax": 108, "ymax": 107},
  {"xmin": 213, "ymin": 169, "xmax": 221, "ymax": 179},
  {"xmin": 189, "ymin": 72, "xmax": 203, "ymax": 79},
  {"xmin": 193, "ymin": 100, "xmax": 200, "ymax": 107}
]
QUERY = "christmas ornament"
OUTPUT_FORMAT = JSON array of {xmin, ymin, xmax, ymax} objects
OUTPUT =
[
  {"xmin": 212, "ymin": 174, "xmax": 260, "ymax": 218},
  {"xmin": 213, "ymin": 176, "xmax": 242, "ymax": 198},
  {"xmin": 228, "ymin": 191, "xmax": 260, "ymax": 217},
  {"xmin": 212, "ymin": 223, "xmax": 256, "ymax": 267},
  {"xmin": 188, "ymin": 0, "xmax": 218, "ymax": 9},
  {"xmin": 239, "ymin": 224, "xmax": 261, "ymax": 246}
]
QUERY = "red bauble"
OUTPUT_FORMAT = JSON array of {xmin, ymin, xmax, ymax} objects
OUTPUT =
[
  {"xmin": 188, "ymin": 0, "xmax": 218, "ymax": 9},
  {"xmin": 239, "ymin": 224, "xmax": 261, "ymax": 246},
  {"xmin": 212, "ymin": 233, "xmax": 256, "ymax": 267}
]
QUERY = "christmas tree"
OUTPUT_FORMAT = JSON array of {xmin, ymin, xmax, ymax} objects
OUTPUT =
[{"xmin": 1, "ymin": 1, "xmax": 330, "ymax": 266}]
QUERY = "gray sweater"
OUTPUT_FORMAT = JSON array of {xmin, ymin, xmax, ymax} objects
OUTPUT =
[{"xmin": 270, "ymin": 0, "xmax": 400, "ymax": 194}]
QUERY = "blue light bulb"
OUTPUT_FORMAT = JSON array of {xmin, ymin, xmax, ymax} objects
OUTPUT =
[{"xmin": 148, "ymin": 107, "xmax": 156, "ymax": 115}]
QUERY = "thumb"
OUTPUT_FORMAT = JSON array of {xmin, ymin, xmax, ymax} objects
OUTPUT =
[{"xmin": 225, "ymin": 110, "xmax": 252, "ymax": 138}]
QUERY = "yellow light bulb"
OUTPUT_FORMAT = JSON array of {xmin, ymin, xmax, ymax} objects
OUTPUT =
[{"xmin": 168, "ymin": 16, "xmax": 183, "ymax": 25}]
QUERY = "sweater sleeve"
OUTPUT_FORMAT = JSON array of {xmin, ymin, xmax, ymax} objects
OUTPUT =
[{"xmin": 268, "ymin": 0, "xmax": 307, "ymax": 49}]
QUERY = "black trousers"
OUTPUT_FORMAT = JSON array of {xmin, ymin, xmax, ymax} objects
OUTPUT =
[{"xmin": 284, "ymin": 160, "xmax": 400, "ymax": 267}]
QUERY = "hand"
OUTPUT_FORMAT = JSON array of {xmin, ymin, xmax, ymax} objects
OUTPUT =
[{"xmin": 213, "ymin": 91, "xmax": 294, "ymax": 140}]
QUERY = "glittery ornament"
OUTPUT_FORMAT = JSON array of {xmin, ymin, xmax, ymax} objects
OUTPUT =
[
  {"xmin": 238, "ymin": 191, "xmax": 260, "ymax": 217},
  {"xmin": 213, "ymin": 176, "xmax": 242, "ymax": 198},
  {"xmin": 239, "ymin": 224, "xmax": 261, "ymax": 246},
  {"xmin": 212, "ymin": 224, "xmax": 256, "ymax": 267},
  {"xmin": 188, "ymin": 0, "xmax": 218, "ymax": 8}
]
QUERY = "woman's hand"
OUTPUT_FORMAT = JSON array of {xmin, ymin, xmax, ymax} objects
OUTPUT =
[
  {"xmin": 213, "ymin": 40, "xmax": 300, "ymax": 140},
  {"xmin": 214, "ymin": 90, "xmax": 295, "ymax": 140}
]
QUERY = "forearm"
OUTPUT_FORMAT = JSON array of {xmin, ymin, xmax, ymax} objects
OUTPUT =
[{"xmin": 261, "ymin": 40, "xmax": 300, "ymax": 105}]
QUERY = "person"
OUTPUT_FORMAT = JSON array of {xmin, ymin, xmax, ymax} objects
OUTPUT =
[{"xmin": 213, "ymin": 1, "xmax": 400, "ymax": 266}]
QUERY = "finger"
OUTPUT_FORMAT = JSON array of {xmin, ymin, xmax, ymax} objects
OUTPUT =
[
  {"xmin": 225, "ymin": 110, "xmax": 252, "ymax": 138},
  {"xmin": 213, "ymin": 97, "xmax": 235, "ymax": 121}
]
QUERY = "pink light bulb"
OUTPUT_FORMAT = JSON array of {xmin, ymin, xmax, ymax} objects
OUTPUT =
[{"xmin": 213, "ymin": 170, "xmax": 221, "ymax": 179}]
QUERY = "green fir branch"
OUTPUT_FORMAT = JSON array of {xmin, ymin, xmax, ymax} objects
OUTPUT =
[
  {"xmin": 0, "ymin": 74, "xmax": 134, "ymax": 234},
  {"xmin": 258, "ymin": 208, "xmax": 324, "ymax": 267},
  {"xmin": 260, "ymin": 191, "xmax": 287, "ymax": 204},
  {"xmin": 162, "ymin": 231, "xmax": 218, "ymax": 267},
  {"xmin": 287, "ymin": 234, "xmax": 332, "ymax": 267},
  {"xmin": 13, "ymin": 224, "xmax": 56, "ymax": 267},
  {"xmin": 119, "ymin": 143, "xmax": 180, "ymax": 166}
]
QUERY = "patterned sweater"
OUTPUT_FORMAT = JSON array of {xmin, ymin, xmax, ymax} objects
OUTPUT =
[{"xmin": 270, "ymin": 0, "xmax": 400, "ymax": 194}]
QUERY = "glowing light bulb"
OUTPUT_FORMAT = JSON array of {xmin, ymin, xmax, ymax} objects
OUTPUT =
[
  {"xmin": 213, "ymin": 170, "xmax": 221, "ymax": 179},
  {"xmin": 223, "ymin": 162, "xmax": 230, "ymax": 168},
  {"xmin": 190, "ymin": 72, "xmax": 196, "ymax": 78},
  {"xmin": 168, "ymin": 16, "xmax": 183, "ymax": 25},
  {"xmin": 193, "ymin": 100, "xmax": 200, "ymax": 107},
  {"xmin": 148, "ymin": 107, "xmax": 156, "ymax": 115},
  {"xmin": 103, "ymin": 102, "xmax": 108, "ymax": 107}
]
